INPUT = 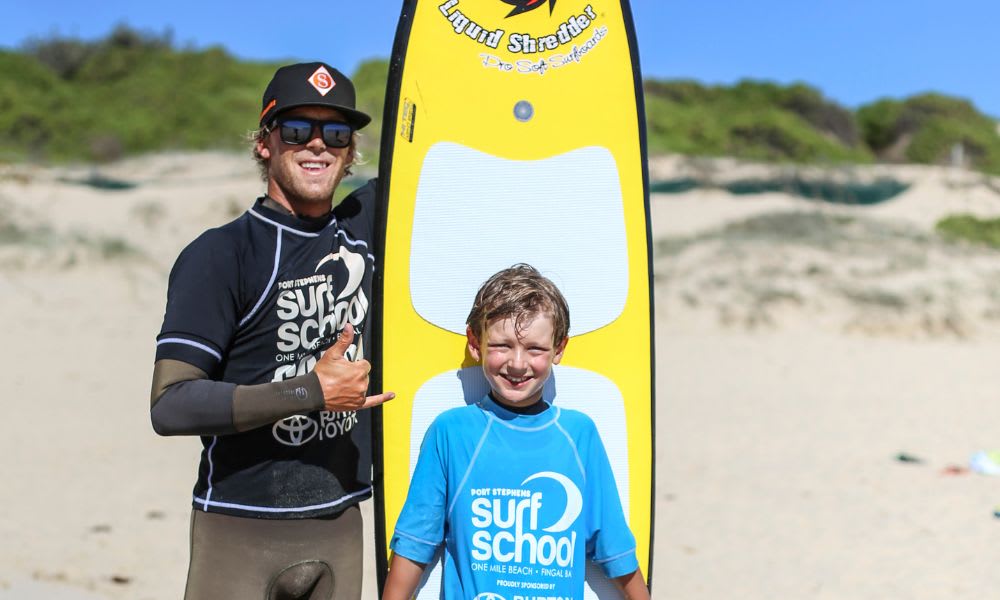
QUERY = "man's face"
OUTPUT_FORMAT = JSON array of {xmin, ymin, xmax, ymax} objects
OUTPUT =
[
  {"xmin": 256, "ymin": 106, "xmax": 354, "ymax": 216},
  {"xmin": 467, "ymin": 314, "xmax": 567, "ymax": 409}
]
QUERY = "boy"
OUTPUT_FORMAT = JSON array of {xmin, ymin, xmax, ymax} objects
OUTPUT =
[{"xmin": 383, "ymin": 264, "xmax": 649, "ymax": 599}]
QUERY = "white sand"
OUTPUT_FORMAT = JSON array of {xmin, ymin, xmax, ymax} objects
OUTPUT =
[{"xmin": 2, "ymin": 153, "xmax": 1000, "ymax": 599}]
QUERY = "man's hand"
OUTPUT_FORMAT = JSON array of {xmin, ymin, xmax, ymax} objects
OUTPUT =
[{"xmin": 313, "ymin": 323, "xmax": 395, "ymax": 411}]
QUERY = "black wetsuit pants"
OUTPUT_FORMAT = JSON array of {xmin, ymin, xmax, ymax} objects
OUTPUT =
[{"xmin": 184, "ymin": 505, "xmax": 364, "ymax": 600}]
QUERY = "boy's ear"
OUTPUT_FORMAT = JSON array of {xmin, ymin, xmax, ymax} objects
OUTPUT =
[
  {"xmin": 552, "ymin": 337, "xmax": 568, "ymax": 365},
  {"xmin": 466, "ymin": 326, "xmax": 482, "ymax": 362}
]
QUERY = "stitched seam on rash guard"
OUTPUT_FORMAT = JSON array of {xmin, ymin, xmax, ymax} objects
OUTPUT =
[
  {"xmin": 156, "ymin": 338, "xmax": 223, "ymax": 362},
  {"xmin": 447, "ymin": 418, "xmax": 494, "ymax": 519},
  {"xmin": 248, "ymin": 208, "xmax": 322, "ymax": 237},
  {"xmin": 493, "ymin": 405, "xmax": 560, "ymax": 432},
  {"xmin": 394, "ymin": 529, "xmax": 440, "ymax": 548},
  {"xmin": 196, "ymin": 436, "xmax": 219, "ymax": 511},
  {"xmin": 593, "ymin": 548, "xmax": 637, "ymax": 564},
  {"xmin": 239, "ymin": 228, "xmax": 282, "ymax": 328},
  {"xmin": 554, "ymin": 419, "xmax": 587, "ymax": 484},
  {"xmin": 193, "ymin": 486, "xmax": 372, "ymax": 513},
  {"xmin": 337, "ymin": 230, "xmax": 374, "ymax": 262}
]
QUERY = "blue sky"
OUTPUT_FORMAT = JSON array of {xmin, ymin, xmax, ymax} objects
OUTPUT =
[{"xmin": 2, "ymin": 0, "xmax": 997, "ymax": 117}]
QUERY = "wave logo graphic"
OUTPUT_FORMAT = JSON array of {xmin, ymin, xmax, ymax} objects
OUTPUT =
[
  {"xmin": 315, "ymin": 246, "xmax": 366, "ymax": 301},
  {"xmin": 522, "ymin": 471, "xmax": 582, "ymax": 532},
  {"xmin": 474, "ymin": 593, "xmax": 507, "ymax": 600},
  {"xmin": 273, "ymin": 415, "xmax": 319, "ymax": 446},
  {"xmin": 502, "ymin": 0, "xmax": 556, "ymax": 18}
]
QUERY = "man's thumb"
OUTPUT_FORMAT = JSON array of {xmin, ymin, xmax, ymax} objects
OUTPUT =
[{"xmin": 328, "ymin": 322, "xmax": 355, "ymax": 357}]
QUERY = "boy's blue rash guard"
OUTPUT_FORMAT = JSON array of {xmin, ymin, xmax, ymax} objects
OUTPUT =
[{"xmin": 391, "ymin": 395, "xmax": 638, "ymax": 597}]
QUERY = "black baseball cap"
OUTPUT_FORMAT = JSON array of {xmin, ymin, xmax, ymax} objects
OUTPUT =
[{"xmin": 259, "ymin": 62, "xmax": 372, "ymax": 129}]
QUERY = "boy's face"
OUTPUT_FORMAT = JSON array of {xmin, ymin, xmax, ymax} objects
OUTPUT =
[{"xmin": 466, "ymin": 313, "xmax": 567, "ymax": 409}]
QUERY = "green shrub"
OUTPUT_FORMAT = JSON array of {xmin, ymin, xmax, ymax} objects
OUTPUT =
[
  {"xmin": 644, "ymin": 78, "xmax": 870, "ymax": 164},
  {"xmin": 350, "ymin": 58, "xmax": 389, "ymax": 167},
  {"xmin": 857, "ymin": 99, "xmax": 904, "ymax": 153},
  {"xmin": 936, "ymin": 214, "xmax": 1000, "ymax": 248},
  {"xmin": 2, "ymin": 25, "xmax": 998, "ymax": 177},
  {"xmin": 858, "ymin": 93, "xmax": 1000, "ymax": 173}
]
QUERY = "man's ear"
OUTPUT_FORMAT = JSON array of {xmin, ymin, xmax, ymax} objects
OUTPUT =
[
  {"xmin": 256, "ymin": 136, "xmax": 271, "ymax": 160},
  {"xmin": 466, "ymin": 326, "xmax": 482, "ymax": 362},
  {"xmin": 552, "ymin": 337, "xmax": 568, "ymax": 365}
]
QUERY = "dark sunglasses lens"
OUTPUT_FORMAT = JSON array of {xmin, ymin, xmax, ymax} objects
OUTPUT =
[
  {"xmin": 321, "ymin": 123, "xmax": 353, "ymax": 148},
  {"xmin": 279, "ymin": 120, "xmax": 313, "ymax": 144}
]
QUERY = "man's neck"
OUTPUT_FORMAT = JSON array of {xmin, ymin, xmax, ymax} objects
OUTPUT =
[
  {"xmin": 264, "ymin": 183, "xmax": 333, "ymax": 219},
  {"xmin": 262, "ymin": 194, "xmax": 332, "ymax": 221}
]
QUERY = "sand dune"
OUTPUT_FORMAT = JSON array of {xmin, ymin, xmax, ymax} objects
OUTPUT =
[{"xmin": 3, "ymin": 153, "xmax": 1000, "ymax": 599}]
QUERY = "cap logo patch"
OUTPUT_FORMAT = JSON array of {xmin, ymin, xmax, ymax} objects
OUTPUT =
[{"xmin": 308, "ymin": 66, "xmax": 336, "ymax": 96}]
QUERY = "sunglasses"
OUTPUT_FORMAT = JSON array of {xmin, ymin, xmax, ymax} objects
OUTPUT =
[{"xmin": 271, "ymin": 118, "xmax": 354, "ymax": 148}]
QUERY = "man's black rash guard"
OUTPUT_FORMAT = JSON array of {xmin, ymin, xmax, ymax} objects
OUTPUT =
[{"xmin": 153, "ymin": 181, "xmax": 377, "ymax": 519}]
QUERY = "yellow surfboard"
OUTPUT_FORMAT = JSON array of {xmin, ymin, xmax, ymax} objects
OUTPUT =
[{"xmin": 372, "ymin": 1, "xmax": 653, "ymax": 596}]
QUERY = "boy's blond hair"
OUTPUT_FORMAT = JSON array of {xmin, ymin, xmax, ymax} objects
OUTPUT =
[{"xmin": 466, "ymin": 264, "xmax": 570, "ymax": 343}]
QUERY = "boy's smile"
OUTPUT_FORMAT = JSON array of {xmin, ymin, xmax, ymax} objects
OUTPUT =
[{"xmin": 467, "ymin": 314, "xmax": 567, "ymax": 408}]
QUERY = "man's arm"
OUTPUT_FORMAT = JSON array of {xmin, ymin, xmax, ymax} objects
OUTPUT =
[
  {"xmin": 382, "ymin": 553, "xmax": 427, "ymax": 600},
  {"xmin": 150, "ymin": 323, "xmax": 394, "ymax": 436},
  {"xmin": 150, "ymin": 359, "xmax": 325, "ymax": 435}
]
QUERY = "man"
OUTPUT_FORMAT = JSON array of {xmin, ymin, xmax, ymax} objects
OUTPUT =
[{"xmin": 150, "ymin": 62, "xmax": 393, "ymax": 600}]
